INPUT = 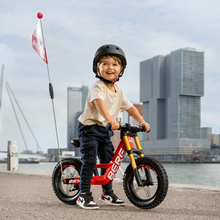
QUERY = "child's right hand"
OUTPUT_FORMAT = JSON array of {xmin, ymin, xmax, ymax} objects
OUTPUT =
[
  {"xmin": 139, "ymin": 121, "xmax": 151, "ymax": 133},
  {"xmin": 109, "ymin": 120, "xmax": 120, "ymax": 131}
]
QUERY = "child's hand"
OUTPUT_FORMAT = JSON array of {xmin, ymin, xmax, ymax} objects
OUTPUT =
[
  {"xmin": 139, "ymin": 121, "xmax": 150, "ymax": 133},
  {"xmin": 109, "ymin": 120, "xmax": 120, "ymax": 131}
]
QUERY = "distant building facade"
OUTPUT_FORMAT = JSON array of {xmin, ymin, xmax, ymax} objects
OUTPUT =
[
  {"xmin": 47, "ymin": 148, "xmax": 67, "ymax": 162},
  {"xmin": 211, "ymin": 134, "xmax": 220, "ymax": 145},
  {"xmin": 140, "ymin": 48, "xmax": 210, "ymax": 160},
  {"xmin": 201, "ymin": 127, "xmax": 220, "ymax": 146},
  {"xmin": 67, "ymin": 85, "xmax": 89, "ymax": 155},
  {"xmin": 201, "ymin": 127, "xmax": 212, "ymax": 139},
  {"xmin": 201, "ymin": 127, "xmax": 212, "ymax": 144},
  {"xmin": 122, "ymin": 103, "xmax": 144, "ymax": 141}
]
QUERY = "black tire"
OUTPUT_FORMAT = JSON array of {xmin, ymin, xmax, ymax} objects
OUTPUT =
[
  {"xmin": 123, "ymin": 157, "xmax": 168, "ymax": 209},
  {"xmin": 52, "ymin": 158, "xmax": 82, "ymax": 205}
]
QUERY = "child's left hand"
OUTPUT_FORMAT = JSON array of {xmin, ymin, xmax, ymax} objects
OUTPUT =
[{"xmin": 139, "ymin": 121, "xmax": 150, "ymax": 133}]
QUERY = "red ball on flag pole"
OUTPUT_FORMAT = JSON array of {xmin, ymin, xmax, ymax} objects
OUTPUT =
[{"xmin": 37, "ymin": 12, "xmax": 43, "ymax": 19}]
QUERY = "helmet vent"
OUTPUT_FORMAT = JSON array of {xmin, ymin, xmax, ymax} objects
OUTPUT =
[
  {"xmin": 106, "ymin": 46, "xmax": 109, "ymax": 49},
  {"xmin": 116, "ymin": 47, "xmax": 119, "ymax": 50}
]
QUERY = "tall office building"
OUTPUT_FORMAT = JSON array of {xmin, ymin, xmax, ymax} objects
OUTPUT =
[
  {"xmin": 140, "ymin": 48, "xmax": 209, "ymax": 158},
  {"xmin": 67, "ymin": 85, "xmax": 89, "ymax": 155},
  {"xmin": 201, "ymin": 127, "xmax": 212, "ymax": 139}
]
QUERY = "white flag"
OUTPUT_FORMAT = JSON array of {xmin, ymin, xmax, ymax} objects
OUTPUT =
[{"xmin": 31, "ymin": 20, "xmax": 48, "ymax": 63}]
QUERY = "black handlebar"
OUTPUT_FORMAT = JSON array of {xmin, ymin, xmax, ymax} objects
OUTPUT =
[
  {"xmin": 105, "ymin": 123, "xmax": 112, "ymax": 131},
  {"xmin": 105, "ymin": 123, "xmax": 150, "ymax": 133}
]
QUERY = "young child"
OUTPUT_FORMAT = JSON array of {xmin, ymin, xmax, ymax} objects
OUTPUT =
[{"xmin": 77, "ymin": 44, "xmax": 150, "ymax": 209}]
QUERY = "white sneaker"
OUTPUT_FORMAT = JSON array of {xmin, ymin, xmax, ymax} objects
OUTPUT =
[
  {"xmin": 99, "ymin": 190, "xmax": 125, "ymax": 206},
  {"xmin": 77, "ymin": 192, "xmax": 99, "ymax": 210}
]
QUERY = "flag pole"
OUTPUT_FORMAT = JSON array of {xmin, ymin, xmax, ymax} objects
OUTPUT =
[{"xmin": 36, "ymin": 12, "xmax": 63, "ymax": 172}]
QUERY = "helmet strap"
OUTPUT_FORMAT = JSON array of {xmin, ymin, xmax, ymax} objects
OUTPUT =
[
  {"xmin": 95, "ymin": 74, "xmax": 114, "ymax": 84},
  {"xmin": 95, "ymin": 69, "xmax": 124, "ymax": 85}
]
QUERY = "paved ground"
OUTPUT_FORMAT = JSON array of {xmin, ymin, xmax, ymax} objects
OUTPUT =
[{"xmin": 0, "ymin": 171, "xmax": 220, "ymax": 220}]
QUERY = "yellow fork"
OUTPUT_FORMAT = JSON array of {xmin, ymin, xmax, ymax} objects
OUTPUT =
[
  {"xmin": 123, "ymin": 136, "xmax": 137, "ymax": 170},
  {"xmin": 134, "ymin": 136, "xmax": 145, "ymax": 157},
  {"xmin": 123, "ymin": 136, "xmax": 143, "ymax": 186}
]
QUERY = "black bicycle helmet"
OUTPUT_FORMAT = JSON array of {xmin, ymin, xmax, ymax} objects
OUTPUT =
[{"xmin": 93, "ymin": 44, "xmax": 127, "ymax": 84}]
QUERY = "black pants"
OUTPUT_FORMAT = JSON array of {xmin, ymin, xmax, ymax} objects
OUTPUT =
[{"xmin": 78, "ymin": 122, "xmax": 114, "ymax": 194}]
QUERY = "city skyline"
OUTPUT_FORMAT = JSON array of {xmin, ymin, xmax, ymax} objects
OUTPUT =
[
  {"xmin": 67, "ymin": 85, "xmax": 88, "ymax": 156},
  {"xmin": 0, "ymin": 47, "xmax": 215, "ymax": 153},
  {"xmin": 1, "ymin": 1, "xmax": 220, "ymax": 153}
]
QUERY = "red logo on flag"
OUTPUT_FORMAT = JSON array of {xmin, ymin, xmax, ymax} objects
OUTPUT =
[{"xmin": 31, "ymin": 21, "xmax": 48, "ymax": 63}]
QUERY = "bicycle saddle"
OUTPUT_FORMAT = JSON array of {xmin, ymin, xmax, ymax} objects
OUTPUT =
[{"xmin": 71, "ymin": 139, "xmax": 80, "ymax": 148}]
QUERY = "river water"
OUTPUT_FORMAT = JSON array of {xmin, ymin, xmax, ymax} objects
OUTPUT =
[{"xmin": 0, "ymin": 161, "xmax": 220, "ymax": 187}]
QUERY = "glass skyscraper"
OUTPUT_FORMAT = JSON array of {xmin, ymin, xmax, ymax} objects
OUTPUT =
[
  {"xmin": 140, "ymin": 48, "xmax": 209, "ymax": 156},
  {"xmin": 67, "ymin": 85, "xmax": 88, "ymax": 155}
]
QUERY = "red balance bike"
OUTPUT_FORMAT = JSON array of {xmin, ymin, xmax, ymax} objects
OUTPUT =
[{"xmin": 52, "ymin": 123, "xmax": 169, "ymax": 209}]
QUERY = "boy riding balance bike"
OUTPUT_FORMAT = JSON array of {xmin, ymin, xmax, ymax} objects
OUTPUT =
[{"xmin": 52, "ymin": 44, "xmax": 168, "ymax": 210}]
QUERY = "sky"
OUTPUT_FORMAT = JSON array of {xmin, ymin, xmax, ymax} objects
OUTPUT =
[{"xmin": 0, "ymin": 0, "xmax": 220, "ymax": 153}]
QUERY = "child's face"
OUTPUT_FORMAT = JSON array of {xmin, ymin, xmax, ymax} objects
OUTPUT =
[{"xmin": 97, "ymin": 57, "xmax": 122, "ymax": 82}]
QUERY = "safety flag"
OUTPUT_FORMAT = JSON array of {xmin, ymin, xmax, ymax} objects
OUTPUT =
[{"xmin": 31, "ymin": 20, "xmax": 48, "ymax": 63}]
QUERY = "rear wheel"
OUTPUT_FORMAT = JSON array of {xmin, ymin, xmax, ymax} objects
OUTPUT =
[
  {"xmin": 52, "ymin": 158, "xmax": 82, "ymax": 205},
  {"xmin": 123, "ymin": 157, "xmax": 168, "ymax": 209}
]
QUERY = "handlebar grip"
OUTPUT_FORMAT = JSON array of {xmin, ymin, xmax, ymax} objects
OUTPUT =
[
  {"xmin": 105, "ymin": 123, "xmax": 150, "ymax": 133},
  {"xmin": 141, "ymin": 126, "xmax": 151, "ymax": 133},
  {"xmin": 105, "ymin": 123, "xmax": 112, "ymax": 131},
  {"xmin": 105, "ymin": 123, "xmax": 121, "ymax": 131}
]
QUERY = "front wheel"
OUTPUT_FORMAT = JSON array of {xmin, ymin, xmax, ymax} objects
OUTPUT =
[
  {"xmin": 52, "ymin": 158, "xmax": 82, "ymax": 205},
  {"xmin": 123, "ymin": 157, "xmax": 168, "ymax": 209}
]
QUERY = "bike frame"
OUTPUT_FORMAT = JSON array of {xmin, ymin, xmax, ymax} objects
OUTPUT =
[
  {"xmin": 71, "ymin": 134, "xmax": 146, "ymax": 186},
  {"xmin": 53, "ymin": 124, "xmax": 168, "ymax": 210}
]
